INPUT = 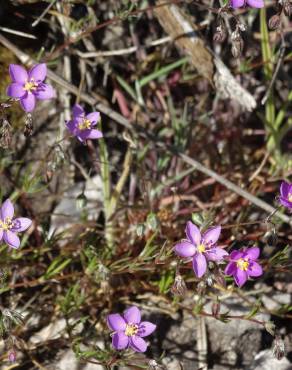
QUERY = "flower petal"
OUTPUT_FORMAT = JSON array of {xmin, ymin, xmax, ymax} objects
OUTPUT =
[
  {"xmin": 203, "ymin": 226, "xmax": 221, "ymax": 246},
  {"xmin": 138, "ymin": 321, "xmax": 156, "ymax": 337},
  {"xmin": 6, "ymin": 83, "xmax": 25, "ymax": 98},
  {"xmin": 12, "ymin": 218, "xmax": 32, "ymax": 232},
  {"xmin": 185, "ymin": 221, "xmax": 201, "ymax": 245},
  {"xmin": 192, "ymin": 253, "xmax": 207, "ymax": 278},
  {"xmin": 72, "ymin": 104, "xmax": 85, "ymax": 118},
  {"xmin": 280, "ymin": 181, "xmax": 290, "ymax": 198},
  {"xmin": 29, "ymin": 63, "xmax": 47, "ymax": 82},
  {"xmin": 248, "ymin": 261, "xmax": 263, "ymax": 277},
  {"xmin": 205, "ymin": 247, "xmax": 228, "ymax": 261},
  {"xmin": 86, "ymin": 112, "xmax": 101, "ymax": 125},
  {"xmin": 129, "ymin": 336, "xmax": 148, "ymax": 352},
  {"xmin": 35, "ymin": 83, "xmax": 55, "ymax": 100},
  {"xmin": 124, "ymin": 306, "xmax": 141, "ymax": 324},
  {"xmin": 243, "ymin": 247, "xmax": 260, "ymax": 260},
  {"xmin": 224, "ymin": 261, "xmax": 236, "ymax": 275},
  {"xmin": 234, "ymin": 269, "xmax": 247, "ymax": 287},
  {"xmin": 1, "ymin": 199, "xmax": 14, "ymax": 219},
  {"xmin": 107, "ymin": 314, "xmax": 126, "ymax": 331},
  {"xmin": 112, "ymin": 332, "xmax": 129, "ymax": 350},
  {"xmin": 247, "ymin": 0, "xmax": 264, "ymax": 7},
  {"xmin": 231, "ymin": 0, "xmax": 245, "ymax": 7},
  {"xmin": 279, "ymin": 197, "xmax": 292, "ymax": 209},
  {"xmin": 3, "ymin": 231, "xmax": 20, "ymax": 249},
  {"xmin": 20, "ymin": 93, "xmax": 36, "ymax": 113},
  {"xmin": 0, "ymin": 229, "xmax": 3, "ymax": 241},
  {"xmin": 230, "ymin": 250, "xmax": 243, "ymax": 261},
  {"xmin": 9, "ymin": 64, "xmax": 28, "ymax": 83},
  {"xmin": 174, "ymin": 241, "xmax": 196, "ymax": 258},
  {"xmin": 85, "ymin": 129, "xmax": 103, "ymax": 140}
]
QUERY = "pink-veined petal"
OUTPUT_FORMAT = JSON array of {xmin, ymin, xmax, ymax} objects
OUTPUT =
[
  {"xmin": 138, "ymin": 321, "xmax": 156, "ymax": 337},
  {"xmin": 248, "ymin": 261, "xmax": 263, "ymax": 277},
  {"xmin": 112, "ymin": 332, "xmax": 129, "ymax": 350},
  {"xmin": 28, "ymin": 63, "xmax": 47, "ymax": 82},
  {"xmin": 12, "ymin": 218, "xmax": 32, "ymax": 232},
  {"xmin": 224, "ymin": 261, "xmax": 236, "ymax": 275},
  {"xmin": 129, "ymin": 336, "xmax": 148, "ymax": 352},
  {"xmin": 185, "ymin": 221, "xmax": 201, "ymax": 245},
  {"xmin": 1, "ymin": 199, "xmax": 14, "ymax": 219},
  {"xmin": 243, "ymin": 247, "xmax": 260, "ymax": 260},
  {"xmin": 205, "ymin": 247, "xmax": 228, "ymax": 261},
  {"xmin": 174, "ymin": 241, "xmax": 196, "ymax": 258},
  {"xmin": 9, "ymin": 64, "xmax": 28, "ymax": 84},
  {"xmin": 86, "ymin": 112, "xmax": 101, "ymax": 125},
  {"xmin": 35, "ymin": 83, "xmax": 55, "ymax": 100},
  {"xmin": 3, "ymin": 231, "xmax": 20, "ymax": 249},
  {"xmin": 203, "ymin": 226, "xmax": 221, "ymax": 246},
  {"xmin": 20, "ymin": 93, "xmax": 36, "ymax": 113},
  {"xmin": 234, "ymin": 269, "xmax": 247, "ymax": 287},
  {"xmin": 6, "ymin": 83, "xmax": 26, "ymax": 98},
  {"xmin": 124, "ymin": 306, "xmax": 141, "ymax": 324},
  {"xmin": 192, "ymin": 253, "xmax": 207, "ymax": 278},
  {"xmin": 107, "ymin": 314, "xmax": 126, "ymax": 331}
]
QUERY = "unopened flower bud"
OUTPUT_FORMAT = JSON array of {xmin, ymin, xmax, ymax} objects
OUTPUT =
[
  {"xmin": 76, "ymin": 192, "xmax": 87, "ymax": 210},
  {"xmin": 269, "ymin": 14, "xmax": 281, "ymax": 30},
  {"xmin": 273, "ymin": 335, "xmax": 285, "ymax": 360},
  {"xmin": 8, "ymin": 349, "xmax": 16, "ymax": 363},
  {"xmin": 171, "ymin": 274, "xmax": 187, "ymax": 296}
]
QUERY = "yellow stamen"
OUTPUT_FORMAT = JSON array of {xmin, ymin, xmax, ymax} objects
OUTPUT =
[
  {"xmin": 288, "ymin": 193, "xmax": 292, "ymax": 202},
  {"xmin": 78, "ymin": 118, "xmax": 91, "ymax": 131},
  {"xmin": 125, "ymin": 324, "xmax": 138, "ymax": 337},
  {"xmin": 237, "ymin": 258, "xmax": 249, "ymax": 271},
  {"xmin": 0, "ymin": 217, "xmax": 13, "ymax": 231},
  {"xmin": 198, "ymin": 244, "xmax": 206, "ymax": 253},
  {"xmin": 23, "ymin": 80, "xmax": 38, "ymax": 93}
]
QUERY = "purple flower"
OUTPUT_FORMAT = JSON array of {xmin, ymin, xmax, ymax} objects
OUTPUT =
[
  {"xmin": 224, "ymin": 247, "xmax": 263, "ymax": 287},
  {"xmin": 0, "ymin": 199, "xmax": 32, "ymax": 249},
  {"xmin": 174, "ymin": 221, "xmax": 228, "ymax": 278},
  {"xmin": 230, "ymin": 0, "xmax": 264, "ymax": 8},
  {"xmin": 66, "ymin": 104, "xmax": 103, "ymax": 143},
  {"xmin": 6, "ymin": 64, "xmax": 55, "ymax": 113},
  {"xmin": 279, "ymin": 181, "xmax": 292, "ymax": 209},
  {"xmin": 107, "ymin": 306, "xmax": 156, "ymax": 352}
]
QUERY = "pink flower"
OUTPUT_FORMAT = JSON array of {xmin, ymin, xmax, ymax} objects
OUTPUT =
[
  {"xmin": 174, "ymin": 221, "xmax": 228, "ymax": 278},
  {"xmin": 6, "ymin": 64, "xmax": 55, "ymax": 112},
  {"xmin": 107, "ymin": 306, "xmax": 156, "ymax": 352},
  {"xmin": 230, "ymin": 0, "xmax": 264, "ymax": 8},
  {"xmin": 279, "ymin": 181, "xmax": 292, "ymax": 209},
  {"xmin": 224, "ymin": 247, "xmax": 263, "ymax": 287}
]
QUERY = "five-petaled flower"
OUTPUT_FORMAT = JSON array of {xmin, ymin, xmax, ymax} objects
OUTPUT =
[
  {"xmin": 174, "ymin": 221, "xmax": 228, "ymax": 278},
  {"xmin": 230, "ymin": 0, "xmax": 264, "ymax": 8},
  {"xmin": 0, "ymin": 199, "xmax": 32, "ymax": 249},
  {"xmin": 279, "ymin": 181, "xmax": 292, "ymax": 209},
  {"xmin": 66, "ymin": 104, "xmax": 103, "ymax": 143},
  {"xmin": 107, "ymin": 306, "xmax": 156, "ymax": 352},
  {"xmin": 224, "ymin": 247, "xmax": 263, "ymax": 287},
  {"xmin": 6, "ymin": 64, "xmax": 55, "ymax": 113}
]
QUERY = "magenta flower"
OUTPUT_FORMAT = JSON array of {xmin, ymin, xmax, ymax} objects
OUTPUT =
[
  {"xmin": 224, "ymin": 247, "xmax": 263, "ymax": 287},
  {"xmin": 107, "ymin": 306, "xmax": 156, "ymax": 352},
  {"xmin": 0, "ymin": 199, "xmax": 32, "ymax": 249},
  {"xmin": 174, "ymin": 221, "xmax": 228, "ymax": 278},
  {"xmin": 279, "ymin": 181, "xmax": 292, "ymax": 209},
  {"xmin": 230, "ymin": 0, "xmax": 264, "ymax": 8},
  {"xmin": 66, "ymin": 104, "xmax": 103, "ymax": 143},
  {"xmin": 6, "ymin": 64, "xmax": 55, "ymax": 113}
]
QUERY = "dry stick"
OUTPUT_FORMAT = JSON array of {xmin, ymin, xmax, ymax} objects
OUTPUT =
[{"xmin": 0, "ymin": 34, "xmax": 290, "ymax": 225}]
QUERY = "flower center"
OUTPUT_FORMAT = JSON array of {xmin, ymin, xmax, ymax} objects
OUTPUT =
[
  {"xmin": 0, "ymin": 217, "xmax": 13, "ymax": 231},
  {"xmin": 236, "ymin": 258, "xmax": 249, "ymax": 271},
  {"xmin": 198, "ymin": 244, "xmax": 206, "ymax": 253},
  {"xmin": 23, "ymin": 79, "xmax": 38, "ymax": 93},
  {"xmin": 125, "ymin": 323, "xmax": 138, "ymax": 337},
  {"xmin": 78, "ymin": 118, "xmax": 91, "ymax": 131},
  {"xmin": 288, "ymin": 193, "xmax": 292, "ymax": 202}
]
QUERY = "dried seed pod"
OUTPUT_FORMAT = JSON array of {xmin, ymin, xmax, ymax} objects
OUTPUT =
[
  {"xmin": 273, "ymin": 335, "xmax": 285, "ymax": 360},
  {"xmin": 269, "ymin": 14, "xmax": 281, "ymax": 30},
  {"xmin": 171, "ymin": 274, "xmax": 187, "ymax": 296},
  {"xmin": 148, "ymin": 360, "xmax": 166, "ymax": 370},
  {"xmin": 213, "ymin": 24, "xmax": 227, "ymax": 43},
  {"xmin": 24, "ymin": 113, "xmax": 33, "ymax": 137},
  {"xmin": 231, "ymin": 30, "xmax": 244, "ymax": 58},
  {"xmin": 283, "ymin": 0, "xmax": 292, "ymax": 16}
]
